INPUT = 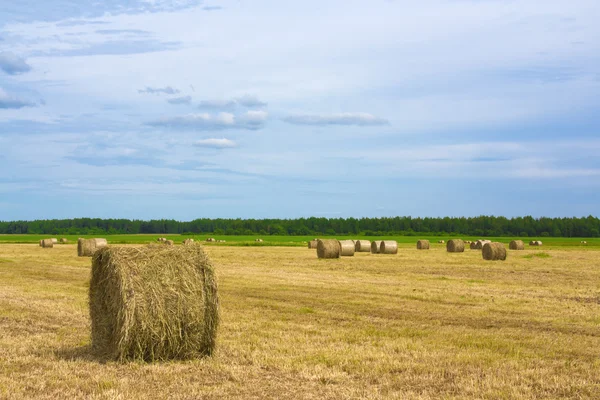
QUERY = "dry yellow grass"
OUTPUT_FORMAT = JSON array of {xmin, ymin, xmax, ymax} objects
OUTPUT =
[{"xmin": 1, "ymin": 243, "xmax": 599, "ymax": 399}]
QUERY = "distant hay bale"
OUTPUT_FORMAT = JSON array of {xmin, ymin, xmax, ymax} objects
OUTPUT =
[
  {"xmin": 317, "ymin": 239, "xmax": 341, "ymax": 259},
  {"xmin": 51, "ymin": 238, "xmax": 58, "ymax": 244},
  {"xmin": 416, "ymin": 240, "xmax": 430, "ymax": 250},
  {"xmin": 529, "ymin": 241, "xmax": 536, "ymax": 246},
  {"xmin": 206, "ymin": 238, "xmax": 215, "ymax": 242},
  {"xmin": 354, "ymin": 240, "xmax": 371, "ymax": 252},
  {"xmin": 482, "ymin": 242, "xmax": 507, "ymax": 261},
  {"xmin": 78, "ymin": 238, "xmax": 108, "ymax": 257},
  {"xmin": 41, "ymin": 239, "xmax": 54, "ymax": 248},
  {"xmin": 438, "ymin": 240, "xmax": 445, "ymax": 244},
  {"xmin": 446, "ymin": 239, "xmax": 465, "ymax": 253},
  {"xmin": 255, "ymin": 239, "xmax": 263, "ymax": 242},
  {"xmin": 536, "ymin": 241, "xmax": 543, "ymax": 246},
  {"xmin": 89, "ymin": 244, "xmax": 219, "ymax": 361},
  {"xmin": 471, "ymin": 240, "xmax": 491, "ymax": 250},
  {"xmin": 183, "ymin": 239, "xmax": 195, "ymax": 245},
  {"xmin": 470, "ymin": 241, "xmax": 478, "ymax": 250},
  {"xmin": 581, "ymin": 241, "xmax": 587, "ymax": 244},
  {"xmin": 338, "ymin": 240, "xmax": 355, "ymax": 257},
  {"xmin": 39, "ymin": 240, "xmax": 43, "ymax": 247},
  {"xmin": 165, "ymin": 240, "xmax": 174, "ymax": 246},
  {"xmin": 509, "ymin": 240, "xmax": 525, "ymax": 250},
  {"xmin": 60, "ymin": 238, "xmax": 68, "ymax": 244},
  {"xmin": 308, "ymin": 240, "xmax": 318, "ymax": 249},
  {"xmin": 380, "ymin": 241, "xmax": 398, "ymax": 254},
  {"xmin": 529, "ymin": 240, "xmax": 542, "ymax": 246},
  {"xmin": 371, "ymin": 240, "xmax": 382, "ymax": 254}
]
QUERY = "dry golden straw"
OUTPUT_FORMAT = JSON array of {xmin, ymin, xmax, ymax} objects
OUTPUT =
[
  {"xmin": 509, "ymin": 240, "xmax": 525, "ymax": 250},
  {"xmin": 41, "ymin": 239, "xmax": 54, "ymax": 248},
  {"xmin": 482, "ymin": 242, "xmax": 507, "ymax": 261},
  {"xmin": 165, "ymin": 240, "xmax": 175, "ymax": 246},
  {"xmin": 308, "ymin": 240, "xmax": 318, "ymax": 249},
  {"xmin": 78, "ymin": 238, "xmax": 108, "ymax": 257},
  {"xmin": 183, "ymin": 239, "xmax": 195, "ymax": 245},
  {"xmin": 446, "ymin": 239, "xmax": 465, "ymax": 253},
  {"xmin": 338, "ymin": 240, "xmax": 355, "ymax": 257},
  {"xmin": 60, "ymin": 238, "xmax": 68, "ymax": 244},
  {"xmin": 380, "ymin": 241, "xmax": 398, "ymax": 254},
  {"xmin": 317, "ymin": 239, "xmax": 340, "ymax": 259},
  {"xmin": 89, "ymin": 244, "xmax": 219, "ymax": 361},
  {"xmin": 416, "ymin": 240, "xmax": 430, "ymax": 250},
  {"xmin": 371, "ymin": 240, "xmax": 382, "ymax": 254},
  {"xmin": 354, "ymin": 240, "xmax": 371, "ymax": 252}
]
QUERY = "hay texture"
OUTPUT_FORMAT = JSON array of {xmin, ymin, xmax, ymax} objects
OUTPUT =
[
  {"xmin": 473, "ymin": 240, "xmax": 491, "ymax": 250},
  {"xmin": 509, "ymin": 240, "xmax": 525, "ymax": 250},
  {"xmin": 354, "ymin": 240, "xmax": 371, "ymax": 252},
  {"xmin": 50, "ymin": 238, "xmax": 58, "ymax": 244},
  {"xmin": 183, "ymin": 239, "xmax": 195, "ymax": 245},
  {"xmin": 470, "ymin": 241, "xmax": 478, "ymax": 250},
  {"xmin": 39, "ymin": 240, "xmax": 43, "ymax": 247},
  {"xmin": 371, "ymin": 240, "xmax": 383, "ymax": 254},
  {"xmin": 308, "ymin": 240, "xmax": 318, "ymax": 249},
  {"xmin": 41, "ymin": 239, "xmax": 54, "ymax": 248},
  {"xmin": 60, "ymin": 238, "xmax": 68, "ymax": 244},
  {"xmin": 165, "ymin": 240, "xmax": 174, "ymax": 246},
  {"xmin": 482, "ymin": 242, "xmax": 507, "ymax": 261},
  {"xmin": 78, "ymin": 238, "xmax": 108, "ymax": 257},
  {"xmin": 446, "ymin": 239, "xmax": 465, "ymax": 253},
  {"xmin": 338, "ymin": 240, "xmax": 355, "ymax": 257},
  {"xmin": 416, "ymin": 240, "xmax": 430, "ymax": 250},
  {"xmin": 89, "ymin": 244, "xmax": 219, "ymax": 361},
  {"xmin": 317, "ymin": 239, "xmax": 341, "ymax": 259},
  {"xmin": 380, "ymin": 241, "xmax": 398, "ymax": 254}
]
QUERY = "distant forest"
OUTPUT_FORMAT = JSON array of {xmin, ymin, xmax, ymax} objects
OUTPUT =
[{"xmin": 0, "ymin": 216, "xmax": 599, "ymax": 237}]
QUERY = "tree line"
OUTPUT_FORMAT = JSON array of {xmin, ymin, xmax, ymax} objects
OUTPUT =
[{"xmin": 0, "ymin": 216, "xmax": 598, "ymax": 237}]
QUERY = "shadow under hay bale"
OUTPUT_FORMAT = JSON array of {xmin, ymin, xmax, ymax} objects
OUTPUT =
[
  {"xmin": 482, "ymin": 242, "xmax": 507, "ymax": 261},
  {"xmin": 380, "ymin": 241, "xmax": 398, "ymax": 254},
  {"xmin": 509, "ymin": 240, "xmax": 525, "ymax": 250},
  {"xmin": 446, "ymin": 239, "xmax": 465, "ymax": 253},
  {"xmin": 78, "ymin": 238, "xmax": 108, "ymax": 257},
  {"xmin": 41, "ymin": 239, "xmax": 54, "ymax": 248},
  {"xmin": 317, "ymin": 239, "xmax": 340, "ymax": 259},
  {"xmin": 371, "ymin": 240, "xmax": 383, "ymax": 254},
  {"xmin": 417, "ymin": 240, "xmax": 430, "ymax": 250},
  {"xmin": 354, "ymin": 240, "xmax": 371, "ymax": 252},
  {"xmin": 308, "ymin": 240, "xmax": 318, "ymax": 249},
  {"xmin": 89, "ymin": 244, "xmax": 219, "ymax": 362},
  {"xmin": 338, "ymin": 240, "xmax": 355, "ymax": 257}
]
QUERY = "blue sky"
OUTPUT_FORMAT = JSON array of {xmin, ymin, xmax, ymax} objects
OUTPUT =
[{"xmin": 1, "ymin": 0, "xmax": 599, "ymax": 220}]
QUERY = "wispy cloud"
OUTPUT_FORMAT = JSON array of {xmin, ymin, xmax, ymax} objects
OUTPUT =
[
  {"xmin": 95, "ymin": 29, "xmax": 151, "ymax": 35},
  {"xmin": 0, "ymin": 52, "xmax": 31, "ymax": 75},
  {"xmin": 194, "ymin": 138, "xmax": 237, "ymax": 148},
  {"xmin": 147, "ymin": 110, "xmax": 268, "ymax": 131},
  {"xmin": 139, "ymin": 86, "xmax": 180, "ymax": 95},
  {"xmin": 197, "ymin": 94, "xmax": 267, "ymax": 110},
  {"xmin": 203, "ymin": 6, "xmax": 223, "ymax": 11},
  {"xmin": 56, "ymin": 20, "xmax": 109, "ymax": 27},
  {"xmin": 283, "ymin": 113, "xmax": 389, "ymax": 126},
  {"xmin": 0, "ymin": 88, "xmax": 37, "ymax": 109},
  {"xmin": 167, "ymin": 96, "xmax": 192, "ymax": 105}
]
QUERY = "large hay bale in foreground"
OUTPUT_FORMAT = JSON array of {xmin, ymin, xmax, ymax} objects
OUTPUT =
[
  {"xmin": 78, "ymin": 238, "xmax": 108, "ymax": 257},
  {"xmin": 308, "ymin": 240, "xmax": 318, "ymax": 249},
  {"xmin": 41, "ymin": 239, "xmax": 54, "ymax": 248},
  {"xmin": 509, "ymin": 240, "xmax": 524, "ymax": 250},
  {"xmin": 90, "ymin": 244, "xmax": 219, "ymax": 361},
  {"xmin": 380, "ymin": 241, "xmax": 398, "ymax": 254},
  {"xmin": 371, "ymin": 240, "xmax": 382, "ymax": 254},
  {"xmin": 354, "ymin": 240, "xmax": 371, "ymax": 252},
  {"xmin": 338, "ymin": 240, "xmax": 355, "ymax": 257},
  {"xmin": 416, "ymin": 240, "xmax": 430, "ymax": 250},
  {"xmin": 317, "ymin": 239, "xmax": 340, "ymax": 259},
  {"xmin": 446, "ymin": 239, "xmax": 465, "ymax": 253},
  {"xmin": 482, "ymin": 242, "xmax": 507, "ymax": 261}
]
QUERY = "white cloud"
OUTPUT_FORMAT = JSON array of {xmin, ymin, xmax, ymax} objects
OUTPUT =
[
  {"xmin": 147, "ymin": 110, "xmax": 267, "ymax": 130},
  {"xmin": 167, "ymin": 95, "xmax": 192, "ymax": 104},
  {"xmin": 138, "ymin": 86, "xmax": 179, "ymax": 95},
  {"xmin": 194, "ymin": 138, "xmax": 237, "ymax": 148},
  {"xmin": 283, "ymin": 112, "xmax": 389, "ymax": 126},
  {"xmin": 0, "ymin": 88, "xmax": 37, "ymax": 109},
  {"xmin": 0, "ymin": 52, "xmax": 31, "ymax": 75}
]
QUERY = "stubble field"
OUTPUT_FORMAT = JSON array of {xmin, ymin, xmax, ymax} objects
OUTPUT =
[{"xmin": 0, "ymin": 242, "xmax": 599, "ymax": 399}]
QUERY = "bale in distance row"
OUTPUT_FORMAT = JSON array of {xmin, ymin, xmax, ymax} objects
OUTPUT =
[
  {"xmin": 78, "ymin": 238, "xmax": 108, "ymax": 257},
  {"xmin": 509, "ymin": 240, "xmax": 525, "ymax": 250},
  {"xmin": 308, "ymin": 240, "xmax": 318, "ymax": 249},
  {"xmin": 317, "ymin": 239, "xmax": 340, "ymax": 259},
  {"xmin": 371, "ymin": 240, "xmax": 383, "ymax": 254},
  {"xmin": 417, "ymin": 240, "xmax": 430, "ymax": 250},
  {"xmin": 89, "ymin": 243, "xmax": 219, "ymax": 361},
  {"xmin": 482, "ymin": 242, "xmax": 507, "ymax": 261},
  {"xmin": 338, "ymin": 240, "xmax": 355, "ymax": 256},
  {"xmin": 355, "ymin": 240, "xmax": 371, "ymax": 252},
  {"xmin": 529, "ymin": 241, "xmax": 543, "ymax": 246},
  {"xmin": 447, "ymin": 239, "xmax": 465, "ymax": 253}
]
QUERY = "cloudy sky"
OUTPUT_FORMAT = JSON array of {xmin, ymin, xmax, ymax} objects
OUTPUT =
[{"xmin": 1, "ymin": 0, "xmax": 599, "ymax": 220}]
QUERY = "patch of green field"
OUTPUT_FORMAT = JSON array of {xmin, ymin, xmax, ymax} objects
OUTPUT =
[{"xmin": 523, "ymin": 252, "xmax": 552, "ymax": 259}]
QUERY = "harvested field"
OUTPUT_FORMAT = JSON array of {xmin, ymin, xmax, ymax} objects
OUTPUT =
[{"xmin": 0, "ymin": 243, "xmax": 600, "ymax": 399}]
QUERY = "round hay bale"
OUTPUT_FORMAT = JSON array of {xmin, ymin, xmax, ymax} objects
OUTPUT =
[
  {"xmin": 446, "ymin": 239, "xmax": 465, "ymax": 253},
  {"xmin": 529, "ymin": 241, "xmax": 536, "ymax": 246},
  {"xmin": 381, "ymin": 241, "xmax": 398, "ymax": 254},
  {"xmin": 78, "ymin": 238, "xmax": 108, "ymax": 257},
  {"xmin": 469, "ymin": 241, "xmax": 478, "ymax": 250},
  {"xmin": 60, "ymin": 238, "xmax": 68, "ymax": 244},
  {"xmin": 509, "ymin": 240, "xmax": 524, "ymax": 250},
  {"xmin": 338, "ymin": 240, "xmax": 355, "ymax": 257},
  {"xmin": 90, "ymin": 243, "xmax": 219, "ymax": 361},
  {"xmin": 416, "ymin": 240, "xmax": 430, "ymax": 250},
  {"xmin": 536, "ymin": 241, "xmax": 543, "ymax": 246},
  {"xmin": 50, "ymin": 238, "xmax": 58, "ymax": 244},
  {"xmin": 482, "ymin": 242, "xmax": 507, "ymax": 261},
  {"xmin": 308, "ymin": 240, "xmax": 318, "ymax": 249},
  {"xmin": 438, "ymin": 240, "xmax": 445, "ymax": 244},
  {"xmin": 317, "ymin": 239, "xmax": 340, "ymax": 259},
  {"xmin": 41, "ymin": 239, "xmax": 54, "ymax": 248},
  {"xmin": 371, "ymin": 240, "xmax": 382, "ymax": 254},
  {"xmin": 165, "ymin": 240, "xmax": 174, "ymax": 246},
  {"xmin": 183, "ymin": 239, "xmax": 195, "ymax": 245},
  {"xmin": 39, "ymin": 240, "xmax": 43, "ymax": 247},
  {"xmin": 354, "ymin": 240, "xmax": 371, "ymax": 252}
]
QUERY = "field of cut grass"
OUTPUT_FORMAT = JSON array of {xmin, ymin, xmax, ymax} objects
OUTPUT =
[
  {"xmin": 0, "ymin": 234, "xmax": 596, "ymax": 248},
  {"xmin": 1, "ymin": 242, "xmax": 599, "ymax": 398}
]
